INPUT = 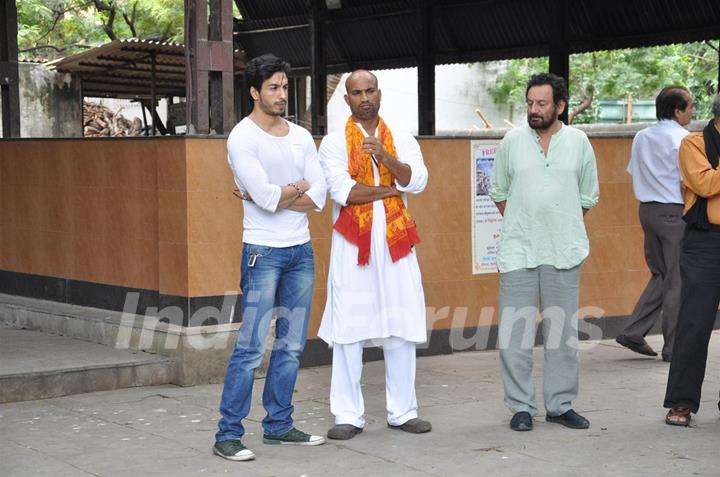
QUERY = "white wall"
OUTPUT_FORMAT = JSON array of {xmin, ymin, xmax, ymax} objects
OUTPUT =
[
  {"xmin": 326, "ymin": 62, "xmax": 519, "ymax": 136},
  {"xmin": 435, "ymin": 62, "xmax": 520, "ymax": 131},
  {"xmin": 15, "ymin": 63, "xmax": 82, "ymax": 138},
  {"xmin": 327, "ymin": 68, "xmax": 419, "ymax": 135},
  {"xmin": 0, "ymin": 64, "xmax": 170, "ymax": 138}
]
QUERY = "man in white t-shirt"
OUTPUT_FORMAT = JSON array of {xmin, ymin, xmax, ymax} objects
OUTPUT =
[
  {"xmin": 617, "ymin": 86, "xmax": 694, "ymax": 362},
  {"xmin": 318, "ymin": 70, "xmax": 431, "ymax": 440},
  {"xmin": 213, "ymin": 54, "xmax": 327, "ymax": 462}
]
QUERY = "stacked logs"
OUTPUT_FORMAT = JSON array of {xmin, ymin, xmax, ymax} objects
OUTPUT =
[{"xmin": 83, "ymin": 102, "xmax": 143, "ymax": 137}]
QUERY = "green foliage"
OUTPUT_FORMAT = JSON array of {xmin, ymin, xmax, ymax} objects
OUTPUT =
[
  {"xmin": 18, "ymin": 1, "xmax": 103, "ymax": 58},
  {"xmin": 488, "ymin": 42, "xmax": 719, "ymax": 123},
  {"xmin": 487, "ymin": 56, "xmax": 548, "ymax": 106},
  {"xmin": 17, "ymin": 0, "xmax": 188, "ymax": 60},
  {"xmin": 131, "ymin": 0, "xmax": 185, "ymax": 43}
]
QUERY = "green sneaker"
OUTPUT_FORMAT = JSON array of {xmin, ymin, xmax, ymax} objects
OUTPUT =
[
  {"xmin": 213, "ymin": 439, "xmax": 255, "ymax": 461},
  {"xmin": 263, "ymin": 427, "xmax": 326, "ymax": 446}
]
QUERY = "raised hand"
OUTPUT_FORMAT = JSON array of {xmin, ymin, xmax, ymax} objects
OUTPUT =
[{"xmin": 361, "ymin": 136, "xmax": 389, "ymax": 161}]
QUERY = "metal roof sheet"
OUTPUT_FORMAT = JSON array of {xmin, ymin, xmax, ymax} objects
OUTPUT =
[
  {"xmin": 233, "ymin": 0, "xmax": 720, "ymax": 73},
  {"xmin": 47, "ymin": 39, "xmax": 245, "ymax": 99},
  {"xmin": 47, "ymin": 39, "xmax": 187, "ymax": 98}
]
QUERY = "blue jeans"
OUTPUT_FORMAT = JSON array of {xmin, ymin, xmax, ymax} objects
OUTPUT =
[{"xmin": 216, "ymin": 242, "xmax": 314, "ymax": 442}]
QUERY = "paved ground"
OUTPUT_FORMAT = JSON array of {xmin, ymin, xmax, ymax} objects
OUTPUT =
[
  {"xmin": 0, "ymin": 328, "xmax": 166, "ymax": 376},
  {"xmin": 2, "ymin": 333, "xmax": 720, "ymax": 477}
]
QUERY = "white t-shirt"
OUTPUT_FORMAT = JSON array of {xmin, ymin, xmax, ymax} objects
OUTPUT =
[
  {"xmin": 227, "ymin": 117, "xmax": 326, "ymax": 247},
  {"xmin": 627, "ymin": 119, "xmax": 689, "ymax": 204}
]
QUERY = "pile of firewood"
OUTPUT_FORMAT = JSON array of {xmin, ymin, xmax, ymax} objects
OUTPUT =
[{"xmin": 83, "ymin": 102, "xmax": 142, "ymax": 137}]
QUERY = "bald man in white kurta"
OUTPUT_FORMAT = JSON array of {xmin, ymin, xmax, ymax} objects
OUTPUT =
[{"xmin": 318, "ymin": 123, "xmax": 430, "ymax": 437}]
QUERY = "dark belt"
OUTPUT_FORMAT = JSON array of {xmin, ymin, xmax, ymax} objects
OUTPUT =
[{"xmin": 640, "ymin": 201, "xmax": 684, "ymax": 206}]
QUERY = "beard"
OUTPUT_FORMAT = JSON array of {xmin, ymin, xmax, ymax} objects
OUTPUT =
[
  {"xmin": 351, "ymin": 103, "xmax": 379, "ymax": 120},
  {"xmin": 527, "ymin": 109, "xmax": 558, "ymax": 131},
  {"xmin": 260, "ymin": 99, "xmax": 286, "ymax": 117}
]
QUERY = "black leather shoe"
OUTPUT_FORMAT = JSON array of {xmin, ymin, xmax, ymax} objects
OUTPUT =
[
  {"xmin": 616, "ymin": 335, "xmax": 658, "ymax": 357},
  {"xmin": 510, "ymin": 411, "xmax": 533, "ymax": 431},
  {"xmin": 546, "ymin": 409, "xmax": 589, "ymax": 429}
]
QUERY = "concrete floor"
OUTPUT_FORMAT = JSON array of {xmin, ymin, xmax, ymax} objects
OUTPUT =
[
  {"xmin": 2, "ymin": 333, "xmax": 720, "ymax": 477},
  {"xmin": 0, "ymin": 328, "xmax": 168, "ymax": 376}
]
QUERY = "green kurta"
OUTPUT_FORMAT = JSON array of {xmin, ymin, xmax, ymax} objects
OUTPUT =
[{"xmin": 490, "ymin": 124, "xmax": 600, "ymax": 273}]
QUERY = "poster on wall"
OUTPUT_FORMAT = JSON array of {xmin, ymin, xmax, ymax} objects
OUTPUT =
[{"xmin": 471, "ymin": 140, "xmax": 503, "ymax": 274}]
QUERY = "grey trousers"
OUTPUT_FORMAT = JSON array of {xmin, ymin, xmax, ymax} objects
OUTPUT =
[
  {"xmin": 498, "ymin": 264, "xmax": 581, "ymax": 417},
  {"xmin": 623, "ymin": 202, "xmax": 684, "ymax": 358}
]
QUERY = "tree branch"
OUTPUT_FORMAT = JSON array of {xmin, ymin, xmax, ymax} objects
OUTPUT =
[
  {"xmin": 568, "ymin": 86, "xmax": 594, "ymax": 124},
  {"xmin": 122, "ymin": 1, "xmax": 139, "ymax": 38},
  {"xmin": 104, "ymin": 9, "xmax": 118, "ymax": 40},
  {"xmin": 35, "ymin": 1, "xmax": 93, "ymax": 43},
  {"xmin": 92, "ymin": 0, "xmax": 118, "ymax": 41},
  {"xmin": 704, "ymin": 40, "xmax": 719, "ymax": 53},
  {"xmin": 568, "ymin": 67, "xmax": 594, "ymax": 124},
  {"xmin": 19, "ymin": 44, "xmax": 94, "ymax": 53}
]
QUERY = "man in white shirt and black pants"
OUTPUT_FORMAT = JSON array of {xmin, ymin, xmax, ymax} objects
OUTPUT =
[
  {"xmin": 617, "ymin": 86, "xmax": 695, "ymax": 362},
  {"xmin": 213, "ymin": 54, "xmax": 327, "ymax": 462}
]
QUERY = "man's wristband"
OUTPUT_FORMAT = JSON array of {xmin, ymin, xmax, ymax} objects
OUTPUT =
[{"xmin": 289, "ymin": 183, "xmax": 304, "ymax": 196}]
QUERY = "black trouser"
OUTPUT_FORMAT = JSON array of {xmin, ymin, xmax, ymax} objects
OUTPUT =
[{"xmin": 664, "ymin": 227, "xmax": 720, "ymax": 413}]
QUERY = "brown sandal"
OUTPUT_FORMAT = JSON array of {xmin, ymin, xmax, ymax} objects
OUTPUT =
[{"xmin": 665, "ymin": 406, "xmax": 691, "ymax": 426}]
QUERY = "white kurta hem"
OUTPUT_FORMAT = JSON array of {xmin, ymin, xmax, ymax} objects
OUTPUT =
[{"xmin": 317, "ymin": 126, "xmax": 428, "ymax": 346}]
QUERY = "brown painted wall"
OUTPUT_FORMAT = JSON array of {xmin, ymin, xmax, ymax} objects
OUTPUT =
[
  {"xmin": 1, "ymin": 139, "xmax": 173, "ymax": 290},
  {"xmin": 0, "ymin": 136, "xmax": 647, "ymax": 338}
]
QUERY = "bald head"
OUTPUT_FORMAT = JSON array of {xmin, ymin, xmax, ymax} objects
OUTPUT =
[
  {"xmin": 345, "ymin": 70, "xmax": 378, "ymax": 92},
  {"xmin": 344, "ymin": 69, "xmax": 382, "ymax": 121}
]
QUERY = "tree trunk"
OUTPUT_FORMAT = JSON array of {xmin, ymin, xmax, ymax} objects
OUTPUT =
[{"xmin": 568, "ymin": 86, "xmax": 593, "ymax": 124}]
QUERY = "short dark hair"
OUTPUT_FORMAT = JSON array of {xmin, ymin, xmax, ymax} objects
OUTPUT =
[
  {"xmin": 525, "ymin": 73, "xmax": 569, "ymax": 105},
  {"xmin": 656, "ymin": 86, "xmax": 690, "ymax": 120},
  {"xmin": 245, "ymin": 54, "xmax": 290, "ymax": 93}
]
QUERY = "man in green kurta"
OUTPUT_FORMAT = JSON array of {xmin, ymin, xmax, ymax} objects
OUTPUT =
[{"xmin": 490, "ymin": 73, "xmax": 600, "ymax": 432}]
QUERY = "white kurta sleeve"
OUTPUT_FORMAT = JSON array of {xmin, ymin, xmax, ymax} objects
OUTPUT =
[
  {"xmin": 393, "ymin": 132, "xmax": 428, "ymax": 194},
  {"xmin": 319, "ymin": 133, "xmax": 356, "ymax": 207},
  {"xmin": 227, "ymin": 133, "xmax": 282, "ymax": 212},
  {"xmin": 301, "ymin": 134, "xmax": 327, "ymax": 211}
]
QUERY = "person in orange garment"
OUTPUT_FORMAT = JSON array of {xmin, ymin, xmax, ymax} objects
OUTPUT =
[
  {"xmin": 317, "ymin": 70, "xmax": 432, "ymax": 440},
  {"xmin": 664, "ymin": 94, "xmax": 720, "ymax": 426}
]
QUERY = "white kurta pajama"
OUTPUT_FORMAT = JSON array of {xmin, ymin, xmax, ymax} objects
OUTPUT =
[{"xmin": 318, "ymin": 123, "xmax": 428, "ymax": 427}]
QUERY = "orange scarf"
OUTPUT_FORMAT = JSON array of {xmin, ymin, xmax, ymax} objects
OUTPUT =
[{"xmin": 333, "ymin": 116, "xmax": 421, "ymax": 266}]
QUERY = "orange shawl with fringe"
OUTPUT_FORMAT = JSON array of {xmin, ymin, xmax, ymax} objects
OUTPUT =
[{"xmin": 333, "ymin": 116, "xmax": 421, "ymax": 266}]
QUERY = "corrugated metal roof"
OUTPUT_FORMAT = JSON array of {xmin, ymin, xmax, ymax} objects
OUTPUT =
[
  {"xmin": 47, "ymin": 39, "xmax": 187, "ymax": 98},
  {"xmin": 46, "ymin": 39, "xmax": 244, "ymax": 99},
  {"xmin": 233, "ymin": 0, "xmax": 720, "ymax": 73},
  {"xmin": 235, "ymin": 0, "xmax": 307, "ymax": 20}
]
